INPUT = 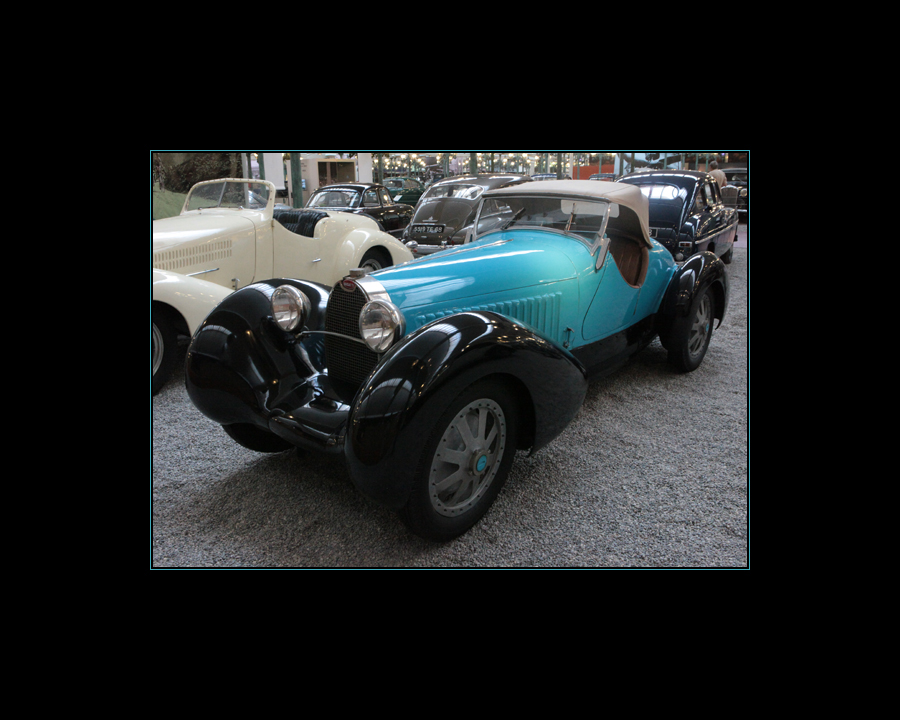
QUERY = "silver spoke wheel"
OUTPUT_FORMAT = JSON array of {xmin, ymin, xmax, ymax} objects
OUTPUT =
[
  {"xmin": 429, "ymin": 398, "xmax": 507, "ymax": 517},
  {"xmin": 688, "ymin": 293, "xmax": 712, "ymax": 359}
]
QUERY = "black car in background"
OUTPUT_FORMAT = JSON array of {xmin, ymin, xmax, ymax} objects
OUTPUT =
[
  {"xmin": 720, "ymin": 168, "xmax": 749, "ymax": 217},
  {"xmin": 402, "ymin": 174, "xmax": 532, "ymax": 254},
  {"xmin": 306, "ymin": 183, "xmax": 414, "ymax": 236},
  {"xmin": 618, "ymin": 170, "xmax": 738, "ymax": 263}
]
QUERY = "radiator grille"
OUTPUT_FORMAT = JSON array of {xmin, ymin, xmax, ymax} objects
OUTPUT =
[{"xmin": 324, "ymin": 281, "xmax": 380, "ymax": 387}]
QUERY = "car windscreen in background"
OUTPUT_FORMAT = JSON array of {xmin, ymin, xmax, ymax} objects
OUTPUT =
[
  {"xmin": 410, "ymin": 198, "xmax": 477, "ymax": 227},
  {"xmin": 633, "ymin": 183, "xmax": 689, "ymax": 226}
]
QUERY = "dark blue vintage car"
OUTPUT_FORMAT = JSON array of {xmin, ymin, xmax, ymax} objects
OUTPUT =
[
  {"xmin": 618, "ymin": 170, "xmax": 738, "ymax": 263},
  {"xmin": 185, "ymin": 181, "xmax": 729, "ymax": 540}
]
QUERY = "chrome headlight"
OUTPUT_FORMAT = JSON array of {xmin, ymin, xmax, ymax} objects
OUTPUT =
[
  {"xmin": 359, "ymin": 300, "xmax": 405, "ymax": 353},
  {"xmin": 271, "ymin": 285, "xmax": 311, "ymax": 332}
]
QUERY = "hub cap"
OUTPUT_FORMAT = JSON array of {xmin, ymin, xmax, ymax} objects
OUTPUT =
[
  {"xmin": 688, "ymin": 294, "xmax": 712, "ymax": 359},
  {"xmin": 429, "ymin": 399, "xmax": 507, "ymax": 517}
]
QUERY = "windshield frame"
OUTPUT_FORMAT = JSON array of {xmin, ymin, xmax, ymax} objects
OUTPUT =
[
  {"xmin": 472, "ymin": 193, "xmax": 612, "ymax": 255},
  {"xmin": 183, "ymin": 179, "xmax": 273, "ymax": 212}
]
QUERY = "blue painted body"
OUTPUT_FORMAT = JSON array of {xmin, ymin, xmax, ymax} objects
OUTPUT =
[{"xmin": 372, "ymin": 228, "xmax": 677, "ymax": 349}]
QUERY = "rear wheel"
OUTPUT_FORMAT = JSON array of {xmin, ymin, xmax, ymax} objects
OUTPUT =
[
  {"xmin": 400, "ymin": 380, "xmax": 518, "ymax": 541},
  {"xmin": 667, "ymin": 287, "xmax": 715, "ymax": 372},
  {"xmin": 360, "ymin": 248, "xmax": 390, "ymax": 272}
]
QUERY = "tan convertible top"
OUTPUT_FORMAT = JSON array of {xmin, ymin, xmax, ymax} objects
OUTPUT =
[{"xmin": 484, "ymin": 179, "xmax": 652, "ymax": 247}]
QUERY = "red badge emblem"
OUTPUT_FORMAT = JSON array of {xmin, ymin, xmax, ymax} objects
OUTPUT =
[{"xmin": 341, "ymin": 278, "xmax": 357, "ymax": 292}]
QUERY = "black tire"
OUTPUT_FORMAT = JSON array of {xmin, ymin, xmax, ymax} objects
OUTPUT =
[
  {"xmin": 360, "ymin": 248, "xmax": 390, "ymax": 272},
  {"xmin": 152, "ymin": 309, "xmax": 178, "ymax": 395},
  {"xmin": 223, "ymin": 423, "xmax": 293, "ymax": 453},
  {"xmin": 399, "ymin": 380, "xmax": 518, "ymax": 541},
  {"xmin": 667, "ymin": 287, "xmax": 715, "ymax": 372}
]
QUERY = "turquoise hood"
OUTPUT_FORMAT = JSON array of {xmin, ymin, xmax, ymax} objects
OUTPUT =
[{"xmin": 371, "ymin": 231, "xmax": 588, "ymax": 340}]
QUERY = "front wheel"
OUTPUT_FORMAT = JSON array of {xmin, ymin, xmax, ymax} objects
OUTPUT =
[
  {"xmin": 399, "ymin": 381, "xmax": 518, "ymax": 541},
  {"xmin": 667, "ymin": 288, "xmax": 715, "ymax": 372}
]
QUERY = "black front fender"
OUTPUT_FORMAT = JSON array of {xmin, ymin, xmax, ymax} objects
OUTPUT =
[
  {"xmin": 184, "ymin": 278, "xmax": 331, "ymax": 430},
  {"xmin": 345, "ymin": 311, "xmax": 587, "ymax": 508}
]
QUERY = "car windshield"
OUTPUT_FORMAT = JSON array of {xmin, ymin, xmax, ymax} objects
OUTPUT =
[
  {"xmin": 475, "ymin": 195, "xmax": 612, "ymax": 247},
  {"xmin": 185, "ymin": 181, "xmax": 271, "ymax": 211},
  {"xmin": 307, "ymin": 189, "xmax": 362, "ymax": 209}
]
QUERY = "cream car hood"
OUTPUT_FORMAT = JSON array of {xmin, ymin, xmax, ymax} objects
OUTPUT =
[{"xmin": 152, "ymin": 211, "xmax": 256, "ymax": 252}]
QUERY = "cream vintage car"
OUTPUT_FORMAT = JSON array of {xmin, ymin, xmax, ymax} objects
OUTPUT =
[
  {"xmin": 153, "ymin": 269, "xmax": 231, "ymax": 393},
  {"xmin": 152, "ymin": 178, "xmax": 413, "ymax": 393}
]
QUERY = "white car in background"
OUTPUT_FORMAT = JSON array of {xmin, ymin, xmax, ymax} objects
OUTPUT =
[
  {"xmin": 152, "ymin": 178, "xmax": 414, "ymax": 393},
  {"xmin": 153, "ymin": 269, "xmax": 231, "ymax": 393}
]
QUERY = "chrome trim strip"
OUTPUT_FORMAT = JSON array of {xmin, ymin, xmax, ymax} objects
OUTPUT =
[
  {"xmin": 353, "ymin": 273, "xmax": 392, "ymax": 304},
  {"xmin": 299, "ymin": 330, "xmax": 369, "ymax": 346},
  {"xmin": 187, "ymin": 268, "xmax": 219, "ymax": 277}
]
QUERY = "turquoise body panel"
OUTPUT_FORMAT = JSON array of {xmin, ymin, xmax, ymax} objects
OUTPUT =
[{"xmin": 373, "ymin": 229, "xmax": 677, "ymax": 350}]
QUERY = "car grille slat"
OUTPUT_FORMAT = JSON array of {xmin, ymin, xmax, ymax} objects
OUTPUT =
[{"xmin": 324, "ymin": 282, "xmax": 380, "ymax": 387}]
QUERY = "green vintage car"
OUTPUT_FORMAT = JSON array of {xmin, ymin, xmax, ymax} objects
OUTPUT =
[{"xmin": 383, "ymin": 176, "xmax": 426, "ymax": 206}]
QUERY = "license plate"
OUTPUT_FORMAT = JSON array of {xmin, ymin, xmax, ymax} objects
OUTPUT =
[{"xmin": 412, "ymin": 224, "xmax": 444, "ymax": 234}]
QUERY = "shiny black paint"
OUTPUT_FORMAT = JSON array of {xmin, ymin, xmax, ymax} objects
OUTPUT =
[
  {"xmin": 657, "ymin": 251, "xmax": 728, "ymax": 349},
  {"xmin": 345, "ymin": 312, "xmax": 588, "ymax": 508},
  {"xmin": 571, "ymin": 315, "xmax": 658, "ymax": 380},
  {"xmin": 185, "ymin": 279, "xmax": 341, "ymax": 451},
  {"xmin": 618, "ymin": 170, "xmax": 738, "ymax": 260},
  {"xmin": 306, "ymin": 183, "xmax": 414, "ymax": 235}
]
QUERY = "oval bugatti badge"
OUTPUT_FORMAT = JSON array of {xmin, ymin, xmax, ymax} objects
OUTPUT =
[{"xmin": 341, "ymin": 278, "xmax": 357, "ymax": 292}]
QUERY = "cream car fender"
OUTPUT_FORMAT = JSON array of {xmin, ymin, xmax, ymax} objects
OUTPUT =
[{"xmin": 152, "ymin": 269, "xmax": 232, "ymax": 337}]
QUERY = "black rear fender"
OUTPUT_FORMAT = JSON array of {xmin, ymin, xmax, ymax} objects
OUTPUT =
[{"xmin": 657, "ymin": 252, "xmax": 729, "ymax": 348}]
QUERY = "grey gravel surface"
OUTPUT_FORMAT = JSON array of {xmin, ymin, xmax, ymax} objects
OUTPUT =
[{"xmin": 151, "ymin": 245, "xmax": 749, "ymax": 569}]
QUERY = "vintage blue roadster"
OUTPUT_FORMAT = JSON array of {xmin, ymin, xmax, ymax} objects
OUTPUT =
[{"xmin": 185, "ymin": 181, "xmax": 729, "ymax": 540}]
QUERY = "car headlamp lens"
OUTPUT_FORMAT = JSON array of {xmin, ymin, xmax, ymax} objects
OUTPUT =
[
  {"xmin": 359, "ymin": 300, "xmax": 405, "ymax": 353},
  {"xmin": 271, "ymin": 285, "xmax": 311, "ymax": 332}
]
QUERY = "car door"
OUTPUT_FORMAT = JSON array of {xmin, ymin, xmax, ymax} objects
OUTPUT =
[
  {"xmin": 581, "ymin": 238, "xmax": 645, "ymax": 342},
  {"xmin": 378, "ymin": 186, "xmax": 404, "ymax": 232},
  {"xmin": 709, "ymin": 180, "xmax": 738, "ymax": 251},
  {"xmin": 692, "ymin": 180, "xmax": 717, "ymax": 248},
  {"xmin": 699, "ymin": 180, "xmax": 736, "ymax": 254}
]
